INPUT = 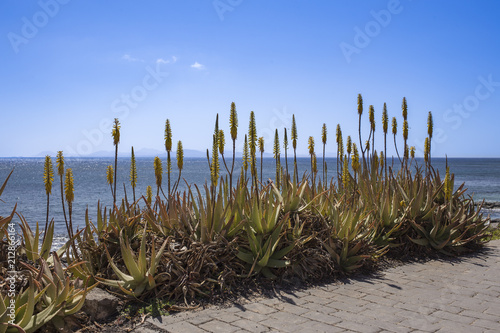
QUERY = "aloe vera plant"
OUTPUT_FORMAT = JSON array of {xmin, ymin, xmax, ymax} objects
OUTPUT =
[
  {"xmin": 98, "ymin": 226, "xmax": 168, "ymax": 297},
  {"xmin": 0, "ymin": 254, "xmax": 94, "ymax": 333}
]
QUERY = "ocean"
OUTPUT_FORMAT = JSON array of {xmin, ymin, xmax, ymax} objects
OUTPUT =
[{"xmin": 1, "ymin": 157, "xmax": 499, "ymax": 249}]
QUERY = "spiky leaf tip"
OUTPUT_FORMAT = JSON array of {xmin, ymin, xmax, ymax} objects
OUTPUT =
[
  {"xmin": 56, "ymin": 151, "xmax": 64, "ymax": 176},
  {"xmin": 43, "ymin": 155, "xmax": 54, "ymax": 195},
  {"xmin": 164, "ymin": 119, "xmax": 172, "ymax": 152},
  {"xmin": 112, "ymin": 118, "xmax": 120, "ymax": 146},
  {"xmin": 230, "ymin": 102, "xmax": 238, "ymax": 141}
]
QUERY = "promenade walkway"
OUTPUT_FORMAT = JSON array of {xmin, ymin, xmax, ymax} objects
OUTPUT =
[{"xmin": 135, "ymin": 240, "xmax": 500, "ymax": 332}]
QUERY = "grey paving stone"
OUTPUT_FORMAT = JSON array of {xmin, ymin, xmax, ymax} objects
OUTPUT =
[
  {"xmin": 242, "ymin": 302, "xmax": 279, "ymax": 315},
  {"xmin": 199, "ymin": 319, "xmax": 239, "ymax": 333},
  {"xmin": 300, "ymin": 310, "xmax": 342, "ymax": 325},
  {"xmin": 471, "ymin": 318, "xmax": 500, "ymax": 330},
  {"xmin": 233, "ymin": 309, "xmax": 270, "ymax": 322},
  {"xmin": 335, "ymin": 320, "xmax": 381, "ymax": 333},
  {"xmin": 133, "ymin": 241, "xmax": 500, "ymax": 333},
  {"xmin": 152, "ymin": 320, "xmax": 208, "ymax": 333},
  {"xmin": 272, "ymin": 302, "xmax": 309, "ymax": 315},
  {"xmin": 231, "ymin": 318, "xmax": 269, "ymax": 333}
]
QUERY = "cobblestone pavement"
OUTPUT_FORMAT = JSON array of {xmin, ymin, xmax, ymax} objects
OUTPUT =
[{"xmin": 134, "ymin": 240, "xmax": 500, "ymax": 332}]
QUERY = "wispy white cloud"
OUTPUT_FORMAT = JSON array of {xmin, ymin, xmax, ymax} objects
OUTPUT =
[
  {"xmin": 122, "ymin": 54, "xmax": 143, "ymax": 62},
  {"xmin": 156, "ymin": 56, "xmax": 178, "ymax": 65},
  {"xmin": 191, "ymin": 61, "xmax": 205, "ymax": 70}
]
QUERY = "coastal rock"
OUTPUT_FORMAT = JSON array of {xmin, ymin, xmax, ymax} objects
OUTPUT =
[{"xmin": 82, "ymin": 288, "xmax": 120, "ymax": 321}]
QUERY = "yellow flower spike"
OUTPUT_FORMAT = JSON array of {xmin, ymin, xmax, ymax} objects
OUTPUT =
[
  {"xmin": 218, "ymin": 129, "xmax": 225, "ymax": 155},
  {"xmin": 177, "ymin": 141, "xmax": 184, "ymax": 171},
  {"xmin": 258, "ymin": 137, "xmax": 264, "ymax": 154},
  {"xmin": 402, "ymin": 97, "xmax": 408, "ymax": 120},
  {"xmin": 382, "ymin": 103, "xmax": 388, "ymax": 134},
  {"xmin": 56, "ymin": 151, "xmax": 64, "ymax": 176},
  {"xmin": 106, "ymin": 165, "xmax": 114, "ymax": 185},
  {"xmin": 154, "ymin": 156, "xmax": 163, "ymax": 190},
  {"xmin": 357, "ymin": 93, "xmax": 363, "ymax": 115},
  {"xmin": 444, "ymin": 166, "xmax": 451, "ymax": 201},
  {"xmin": 65, "ymin": 168, "xmax": 74, "ymax": 204},
  {"xmin": 427, "ymin": 111, "xmax": 433, "ymax": 139},
  {"xmin": 410, "ymin": 146, "xmax": 416, "ymax": 159},
  {"xmin": 164, "ymin": 119, "xmax": 172, "ymax": 152},
  {"xmin": 365, "ymin": 140, "xmax": 370, "ymax": 152},
  {"xmin": 146, "ymin": 185, "xmax": 152, "ymax": 204},
  {"xmin": 346, "ymin": 135, "xmax": 351, "ymax": 156},
  {"xmin": 379, "ymin": 151, "xmax": 384, "ymax": 169},
  {"xmin": 242, "ymin": 134, "xmax": 249, "ymax": 172},
  {"xmin": 283, "ymin": 127, "xmax": 288, "ymax": 151},
  {"xmin": 403, "ymin": 120, "xmax": 409, "ymax": 142},
  {"xmin": 274, "ymin": 129, "xmax": 281, "ymax": 186},
  {"xmin": 230, "ymin": 102, "xmax": 238, "ymax": 141},
  {"xmin": 424, "ymin": 137, "xmax": 430, "ymax": 164},
  {"xmin": 291, "ymin": 114, "xmax": 297, "ymax": 149},
  {"xmin": 342, "ymin": 155, "xmax": 349, "ymax": 187},
  {"xmin": 112, "ymin": 118, "xmax": 120, "ymax": 146},
  {"xmin": 130, "ymin": 147, "xmax": 137, "ymax": 189},
  {"xmin": 338, "ymin": 133, "xmax": 344, "ymax": 163},
  {"xmin": 211, "ymin": 114, "xmax": 220, "ymax": 187},
  {"xmin": 369, "ymin": 105, "xmax": 375, "ymax": 132},
  {"xmin": 43, "ymin": 155, "xmax": 54, "ymax": 196},
  {"xmin": 321, "ymin": 123, "xmax": 327, "ymax": 145},
  {"xmin": 312, "ymin": 153, "xmax": 317, "ymax": 174},
  {"xmin": 351, "ymin": 143, "xmax": 360, "ymax": 173},
  {"xmin": 273, "ymin": 129, "xmax": 280, "ymax": 157},
  {"xmin": 308, "ymin": 136, "xmax": 315, "ymax": 156},
  {"xmin": 391, "ymin": 117, "xmax": 398, "ymax": 135}
]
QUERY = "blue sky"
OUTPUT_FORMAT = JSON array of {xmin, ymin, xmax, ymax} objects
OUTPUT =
[{"xmin": 1, "ymin": 0, "xmax": 499, "ymax": 157}]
